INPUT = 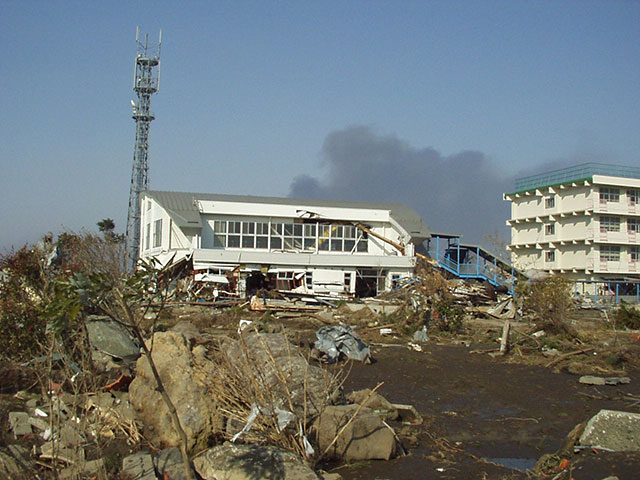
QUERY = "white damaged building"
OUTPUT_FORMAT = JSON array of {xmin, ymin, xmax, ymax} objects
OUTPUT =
[{"xmin": 138, "ymin": 191, "xmax": 430, "ymax": 297}]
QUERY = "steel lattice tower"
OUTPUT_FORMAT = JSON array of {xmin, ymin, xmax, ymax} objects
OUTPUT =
[{"xmin": 126, "ymin": 28, "xmax": 161, "ymax": 270}]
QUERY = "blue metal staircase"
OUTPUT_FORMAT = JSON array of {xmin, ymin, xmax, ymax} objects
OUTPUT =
[{"xmin": 427, "ymin": 233, "xmax": 521, "ymax": 293}]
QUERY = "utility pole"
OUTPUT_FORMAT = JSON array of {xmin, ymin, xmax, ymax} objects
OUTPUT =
[{"xmin": 126, "ymin": 27, "xmax": 161, "ymax": 271}]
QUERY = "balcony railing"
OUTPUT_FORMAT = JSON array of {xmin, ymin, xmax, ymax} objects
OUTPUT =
[{"xmin": 514, "ymin": 163, "xmax": 640, "ymax": 193}]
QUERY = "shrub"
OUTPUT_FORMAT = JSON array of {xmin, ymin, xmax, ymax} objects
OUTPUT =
[
  {"xmin": 515, "ymin": 275, "xmax": 574, "ymax": 326},
  {"xmin": 614, "ymin": 302, "xmax": 640, "ymax": 330},
  {"xmin": 0, "ymin": 245, "xmax": 49, "ymax": 361},
  {"xmin": 431, "ymin": 299, "xmax": 465, "ymax": 333}
]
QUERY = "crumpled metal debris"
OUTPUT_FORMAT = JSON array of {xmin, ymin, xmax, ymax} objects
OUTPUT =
[{"xmin": 314, "ymin": 326, "xmax": 371, "ymax": 363}]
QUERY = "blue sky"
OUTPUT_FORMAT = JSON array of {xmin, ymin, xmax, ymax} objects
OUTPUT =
[{"xmin": 1, "ymin": 1, "xmax": 639, "ymax": 250}]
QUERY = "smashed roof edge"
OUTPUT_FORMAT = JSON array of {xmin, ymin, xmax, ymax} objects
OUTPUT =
[{"xmin": 143, "ymin": 190, "xmax": 431, "ymax": 240}]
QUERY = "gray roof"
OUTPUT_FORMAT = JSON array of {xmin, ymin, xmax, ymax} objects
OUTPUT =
[{"xmin": 144, "ymin": 190, "xmax": 430, "ymax": 240}]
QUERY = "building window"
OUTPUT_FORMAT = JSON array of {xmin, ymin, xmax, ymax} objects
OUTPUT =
[
  {"xmin": 628, "ymin": 218, "xmax": 640, "ymax": 233},
  {"xmin": 628, "ymin": 189, "xmax": 640, "ymax": 206},
  {"xmin": 545, "ymin": 250, "xmax": 555, "ymax": 263},
  {"xmin": 145, "ymin": 223, "xmax": 150, "ymax": 250},
  {"xmin": 545, "ymin": 197, "xmax": 555, "ymax": 208},
  {"xmin": 153, "ymin": 219, "xmax": 162, "ymax": 248},
  {"xmin": 599, "ymin": 187, "xmax": 620, "ymax": 203},
  {"xmin": 600, "ymin": 245, "xmax": 620, "ymax": 262},
  {"xmin": 545, "ymin": 224, "xmax": 555, "ymax": 236},
  {"xmin": 600, "ymin": 216, "xmax": 620, "ymax": 232},
  {"xmin": 210, "ymin": 219, "xmax": 368, "ymax": 252},
  {"xmin": 631, "ymin": 246, "xmax": 639, "ymax": 262}
]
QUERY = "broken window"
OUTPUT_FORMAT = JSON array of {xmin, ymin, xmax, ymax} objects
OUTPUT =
[
  {"xmin": 275, "ymin": 271, "xmax": 303, "ymax": 291},
  {"xmin": 318, "ymin": 225, "xmax": 330, "ymax": 251}
]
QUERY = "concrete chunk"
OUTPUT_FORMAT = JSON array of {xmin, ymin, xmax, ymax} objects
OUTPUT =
[
  {"xmin": 8, "ymin": 412, "xmax": 31, "ymax": 437},
  {"xmin": 122, "ymin": 451, "xmax": 156, "ymax": 480},
  {"xmin": 579, "ymin": 409, "xmax": 640, "ymax": 452}
]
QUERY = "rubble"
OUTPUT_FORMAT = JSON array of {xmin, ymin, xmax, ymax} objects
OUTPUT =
[
  {"xmin": 8, "ymin": 411, "xmax": 31, "ymax": 438},
  {"xmin": 155, "ymin": 447, "xmax": 196, "ymax": 480},
  {"xmin": 193, "ymin": 443, "xmax": 320, "ymax": 480},
  {"xmin": 578, "ymin": 410, "xmax": 640, "ymax": 452},
  {"xmin": 579, "ymin": 376, "xmax": 631, "ymax": 386},
  {"xmin": 122, "ymin": 451, "xmax": 156, "ymax": 480},
  {"xmin": 346, "ymin": 388, "xmax": 399, "ymax": 421},
  {"xmin": 313, "ymin": 325, "xmax": 371, "ymax": 363},
  {"xmin": 226, "ymin": 331, "xmax": 334, "ymax": 421}
]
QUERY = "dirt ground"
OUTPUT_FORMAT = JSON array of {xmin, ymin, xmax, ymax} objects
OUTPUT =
[
  {"xmin": 3, "ymin": 303, "xmax": 640, "ymax": 479},
  {"xmin": 325, "ymin": 339, "xmax": 640, "ymax": 479}
]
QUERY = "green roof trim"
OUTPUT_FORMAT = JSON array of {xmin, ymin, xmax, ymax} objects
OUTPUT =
[{"xmin": 505, "ymin": 176, "xmax": 593, "ymax": 196}]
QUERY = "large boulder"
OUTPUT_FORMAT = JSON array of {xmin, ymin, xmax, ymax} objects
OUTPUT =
[
  {"xmin": 311, "ymin": 404, "xmax": 397, "ymax": 462},
  {"xmin": 129, "ymin": 331, "xmax": 222, "ymax": 451},
  {"xmin": 193, "ymin": 443, "xmax": 319, "ymax": 480},
  {"xmin": 86, "ymin": 315, "xmax": 140, "ymax": 361},
  {"xmin": 227, "ymin": 332, "xmax": 335, "ymax": 420}
]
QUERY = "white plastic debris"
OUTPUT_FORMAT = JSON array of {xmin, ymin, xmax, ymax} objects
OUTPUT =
[{"xmin": 238, "ymin": 319, "xmax": 253, "ymax": 334}]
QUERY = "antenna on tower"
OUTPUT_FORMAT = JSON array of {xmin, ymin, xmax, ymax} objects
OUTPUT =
[{"xmin": 125, "ymin": 27, "xmax": 162, "ymax": 271}]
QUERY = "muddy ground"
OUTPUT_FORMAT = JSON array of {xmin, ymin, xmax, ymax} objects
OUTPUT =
[
  {"xmin": 325, "ymin": 342, "xmax": 640, "ymax": 479},
  {"xmin": 3, "ymin": 303, "xmax": 640, "ymax": 479}
]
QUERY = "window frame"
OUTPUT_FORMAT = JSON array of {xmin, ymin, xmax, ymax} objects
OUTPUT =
[
  {"xmin": 600, "ymin": 245, "xmax": 621, "ymax": 262},
  {"xmin": 153, "ymin": 219, "xmax": 162, "ymax": 248},
  {"xmin": 599, "ymin": 187, "xmax": 620, "ymax": 203},
  {"xmin": 600, "ymin": 216, "xmax": 620, "ymax": 233},
  {"xmin": 545, "ymin": 223, "xmax": 555, "ymax": 236}
]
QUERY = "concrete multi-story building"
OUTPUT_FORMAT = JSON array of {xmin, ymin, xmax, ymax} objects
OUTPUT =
[
  {"xmin": 138, "ymin": 190, "xmax": 430, "ymax": 297},
  {"xmin": 504, "ymin": 163, "xmax": 640, "ymax": 295}
]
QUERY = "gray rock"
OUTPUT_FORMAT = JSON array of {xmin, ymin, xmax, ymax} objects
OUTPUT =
[
  {"xmin": 579, "ymin": 376, "xmax": 630, "ymax": 386},
  {"xmin": 8, "ymin": 411, "xmax": 31, "ymax": 437},
  {"xmin": 129, "ymin": 331, "xmax": 222, "ymax": 451},
  {"xmin": 193, "ymin": 443, "xmax": 319, "ymax": 480},
  {"xmin": 86, "ymin": 315, "xmax": 140, "ymax": 360},
  {"xmin": 346, "ymin": 389, "xmax": 399, "ymax": 421},
  {"xmin": 228, "ymin": 332, "xmax": 334, "ymax": 420},
  {"xmin": 155, "ymin": 447, "xmax": 195, "ymax": 480},
  {"xmin": 579, "ymin": 409, "xmax": 640, "ymax": 452},
  {"xmin": 312, "ymin": 404, "xmax": 397, "ymax": 462},
  {"xmin": 122, "ymin": 452, "xmax": 156, "ymax": 480}
]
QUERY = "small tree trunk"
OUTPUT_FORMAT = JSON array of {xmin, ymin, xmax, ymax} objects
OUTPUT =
[{"xmin": 500, "ymin": 320, "xmax": 510, "ymax": 355}]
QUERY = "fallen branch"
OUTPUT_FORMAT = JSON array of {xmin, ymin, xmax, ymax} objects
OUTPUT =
[{"xmin": 545, "ymin": 347, "xmax": 595, "ymax": 368}]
